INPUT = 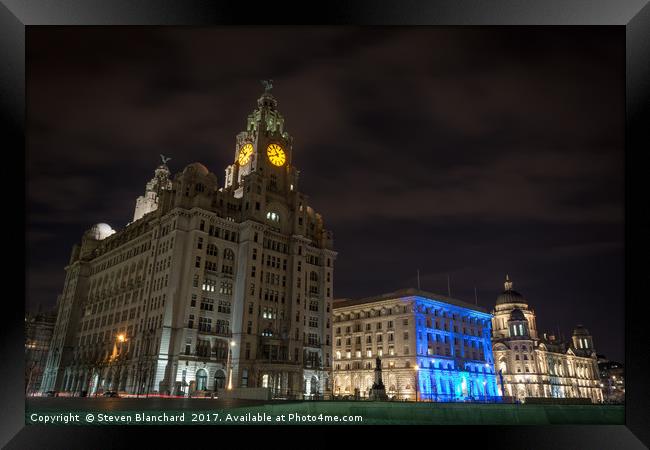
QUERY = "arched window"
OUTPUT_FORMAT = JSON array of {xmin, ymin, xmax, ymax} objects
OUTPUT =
[
  {"xmin": 196, "ymin": 369, "xmax": 208, "ymax": 391},
  {"xmin": 214, "ymin": 370, "xmax": 226, "ymax": 390}
]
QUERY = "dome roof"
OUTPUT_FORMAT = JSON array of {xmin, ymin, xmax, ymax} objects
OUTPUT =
[
  {"xmin": 86, "ymin": 223, "xmax": 115, "ymax": 240},
  {"xmin": 509, "ymin": 308, "xmax": 526, "ymax": 321},
  {"xmin": 497, "ymin": 290, "xmax": 526, "ymax": 305},
  {"xmin": 496, "ymin": 275, "xmax": 527, "ymax": 305},
  {"xmin": 572, "ymin": 325, "xmax": 590, "ymax": 336},
  {"xmin": 183, "ymin": 162, "xmax": 209, "ymax": 176}
]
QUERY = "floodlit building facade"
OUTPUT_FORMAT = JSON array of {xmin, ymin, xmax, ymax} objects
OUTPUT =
[
  {"xmin": 332, "ymin": 289, "xmax": 499, "ymax": 401},
  {"xmin": 41, "ymin": 86, "xmax": 336, "ymax": 399},
  {"xmin": 491, "ymin": 276, "xmax": 603, "ymax": 403}
]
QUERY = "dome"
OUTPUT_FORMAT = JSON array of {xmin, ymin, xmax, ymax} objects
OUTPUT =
[
  {"xmin": 509, "ymin": 308, "xmax": 526, "ymax": 321},
  {"xmin": 572, "ymin": 325, "xmax": 590, "ymax": 336},
  {"xmin": 86, "ymin": 223, "xmax": 116, "ymax": 240},
  {"xmin": 183, "ymin": 162, "xmax": 209, "ymax": 176},
  {"xmin": 496, "ymin": 290, "xmax": 526, "ymax": 305},
  {"xmin": 496, "ymin": 274, "xmax": 527, "ymax": 305}
]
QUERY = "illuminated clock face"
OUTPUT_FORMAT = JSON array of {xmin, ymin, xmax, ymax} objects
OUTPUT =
[
  {"xmin": 238, "ymin": 143, "xmax": 254, "ymax": 165},
  {"xmin": 266, "ymin": 143, "xmax": 286, "ymax": 167}
]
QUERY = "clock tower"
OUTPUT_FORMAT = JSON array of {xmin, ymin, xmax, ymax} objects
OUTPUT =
[{"xmin": 224, "ymin": 81, "xmax": 299, "ymax": 196}]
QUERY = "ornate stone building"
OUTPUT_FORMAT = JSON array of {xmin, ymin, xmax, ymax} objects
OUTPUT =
[
  {"xmin": 41, "ymin": 86, "xmax": 336, "ymax": 399},
  {"xmin": 491, "ymin": 276, "xmax": 603, "ymax": 403},
  {"xmin": 332, "ymin": 289, "xmax": 499, "ymax": 401}
]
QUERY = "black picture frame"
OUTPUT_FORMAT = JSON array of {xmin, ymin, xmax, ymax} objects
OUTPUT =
[{"xmin": 2, "ymin": 1, "xmax": 649, "ymax": 448}]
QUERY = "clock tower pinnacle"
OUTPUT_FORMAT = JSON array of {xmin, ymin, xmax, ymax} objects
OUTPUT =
[{"xmin": 224, "ymin": 84, "xmax": 297, "ymax": 193}]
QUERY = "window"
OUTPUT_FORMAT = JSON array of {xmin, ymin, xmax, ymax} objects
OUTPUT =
[
  {"xmin": 266, "ymin": 211, "xmax": 280, "ymax": 222},
  {"xmin": 216, "ymin": 320, "xmax": 230, "ymax": 335},
  {"xmin": 202, "ymin": 278, "xmax": 217, "ymax": 292},
  {"xmin": 200, "ymin": 297, "xmax": 214, "ymax": 311},
  {"xmin": 218, "ymin": 300, "xmax": 231, "ymax": 314},
  {"xmin": 198, "ymin": 317, "xmax": 212, "ymax": 332},
  {"xmin": 196, "ymin": 369, "xmax": 208, "ymax": 390},
  {"xmin": 219, "ymin": 281, "xmax": 233, "ymax": 295}
]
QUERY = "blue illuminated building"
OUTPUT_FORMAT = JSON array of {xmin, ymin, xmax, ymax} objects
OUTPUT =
[
  {"xmin": 332, "ymin": 288, "xmax": 501, "ymax": 402},
  {"xmin": 411, "ymin": 295, "xmax": 500, "ymax": 402}
]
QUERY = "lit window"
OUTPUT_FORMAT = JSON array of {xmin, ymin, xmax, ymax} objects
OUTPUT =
[{"xmin": 266, "ymin": 211, "xmax": 280, "ymax": 222}]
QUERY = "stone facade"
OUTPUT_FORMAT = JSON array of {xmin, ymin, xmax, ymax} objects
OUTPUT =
[
  {"xmin": 332, "ymin": 289, "xmax": 499, "ymax": 401},
  {"xmin": 25, "ymin": 308, "xmax": 57, "ymax": 394},
  {"xmin": 491, "ymin": 276, "xmax": 603, "ymax": 403},
  {"xmin": 41, "ymin": 88, "xmax": 336, "ymax": 399}
]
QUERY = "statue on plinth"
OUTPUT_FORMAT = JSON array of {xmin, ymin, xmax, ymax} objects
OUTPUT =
[{"xmin": 369, "ymin": 356, "xmax": 388, "ymax": 401}]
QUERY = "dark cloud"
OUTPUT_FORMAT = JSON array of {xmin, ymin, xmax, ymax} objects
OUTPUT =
[{"xmin": 26, "ymin": 27, "xmax": 624, "ymax": 362}]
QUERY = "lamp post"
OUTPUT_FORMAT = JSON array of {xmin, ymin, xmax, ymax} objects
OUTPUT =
[
  {"xmin": 414, "ymin": 365, "xmax": 419, "ymax": 402},
  {"xmin": 226, "ymin": 340, "xmax": 236, "ymax": 390},
  {"xmin": 111, "ymin": 333, "xmax": 127, "ymax": 392}
]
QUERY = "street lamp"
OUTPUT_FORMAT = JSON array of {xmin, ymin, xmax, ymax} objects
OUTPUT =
[
  {"xmin": 111, "ymin": 334, "xmax": 127, "ymax": 392},
  {"xmin": 414, "ymin": 365, "xmax": 419, "ymax": 402},
  {"xmin": 226, "ymin": 340, "xmax": 236, "ymax": 390}
]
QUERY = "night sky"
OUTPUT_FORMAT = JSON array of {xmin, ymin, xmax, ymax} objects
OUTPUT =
[{"xmin": 27, "ymin": 27, "xmax": 624, "ymax": 362}]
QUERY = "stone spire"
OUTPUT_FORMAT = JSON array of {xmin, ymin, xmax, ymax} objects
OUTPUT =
[{"xmin": 132, "ymin": 157, "xmax": 172, "ymax": 222}]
